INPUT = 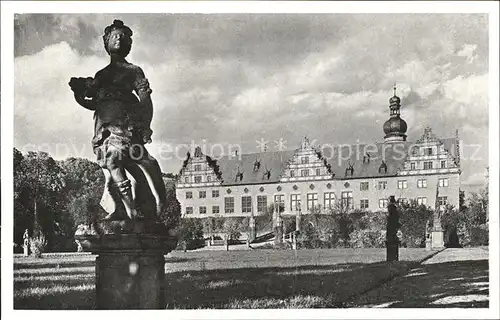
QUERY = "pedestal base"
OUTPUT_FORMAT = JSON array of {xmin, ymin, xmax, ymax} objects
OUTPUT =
[
  {"xmin": 96, "ymin": 252, "xmax": 165, "ymax": 309},
  {"xmin": 425, "ymin": 238, "xmax": 432, "ymax": 251},
  {"xmin": 386, "ymin": 242, "xmax": 399, "ymax": 262},
  {"xmin": 274, "ymin": 227, "xmax": 283, "ymax": 245},
  {"xmin": 249, "ymin": 227, "xmax": 256, "ymax": 243},
  {"xmin": 431, "ymin": 229, "xmax": 445, "ymax": 249},
  {"xmin": 75, "ymin": 220, "xmax": 177, "ymax": 309}
]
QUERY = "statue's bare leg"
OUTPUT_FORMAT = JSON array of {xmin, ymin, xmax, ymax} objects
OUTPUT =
[
  {"xmin": 135, "ymin": 152, "xmax": 166, "ymax": 216},
  {"xmin": 106, "ymin": 147, "xmax": 141, "ymax": 220}
]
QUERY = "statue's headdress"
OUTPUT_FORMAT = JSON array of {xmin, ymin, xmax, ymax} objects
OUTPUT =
[{"xmin": 103, "ymin": 19, "xmax": 133, "ymax": 57}]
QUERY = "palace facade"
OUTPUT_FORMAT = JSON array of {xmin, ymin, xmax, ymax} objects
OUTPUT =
[{"xmin": 175, "ymin": 91, "xmax": 461, "ymax": 218}]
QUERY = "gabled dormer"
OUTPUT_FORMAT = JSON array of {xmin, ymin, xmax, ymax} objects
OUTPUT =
[
  {"xmin": 280, "ymin": 137, "xmax": 334, "ymax": 182},
  {"xmin": 177, "ymin": 146, "xmax": 223, "ymax": 188},
  {"xmin": 398, "ymin": 127, "xmax": 460, "ymax": 176}
]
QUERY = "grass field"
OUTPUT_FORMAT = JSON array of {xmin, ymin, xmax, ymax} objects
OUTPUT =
[{"xmin": 14, "ymin": 248, "xmax": 437, "ymax": 309}]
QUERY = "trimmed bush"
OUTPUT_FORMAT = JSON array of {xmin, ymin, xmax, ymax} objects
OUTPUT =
[{"xmin": 30, "ymin": 236, "xmax": 47, "ymax": 258}]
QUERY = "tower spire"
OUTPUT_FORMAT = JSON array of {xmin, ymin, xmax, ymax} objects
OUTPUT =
[{"xmin": 383, "ymin": 85, "xmax": 407, "ymax": 143}]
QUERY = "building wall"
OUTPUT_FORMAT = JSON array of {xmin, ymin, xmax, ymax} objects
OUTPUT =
[{"xmin": 176, "ymin": 171, "xmax": 460, "ymax": 218}]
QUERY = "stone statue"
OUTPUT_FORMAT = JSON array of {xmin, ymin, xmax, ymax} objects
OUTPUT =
[
  {"xmin": 69, "ymin": 20, "xmax": 166, "ymax": 221},
  {"xmin": 386, "ymin": 196, "xmax": 400, "ymax": 243},
  {"xmin": 71, "ymin": 20, "xmax": 178, "ymax": 310},
  {"xmin": 386, "ymin": 196, "xmax": 400, "ymax": 261},
  {"xmin": 23, "ymin": 229, "xmax": 30, "ymax": 256}
]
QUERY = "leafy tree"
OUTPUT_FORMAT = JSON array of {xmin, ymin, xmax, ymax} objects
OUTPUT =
[
  {"xmin": 223, "ymin": 218, "xmax": 242, "ymax": 241},
  {"xmin": 13, "ymin": 149, "xmax": 66, "ymax": 250},
  {"xmin": 60, "ymin": 157, "xmax": 104, "ymax": 227},
  {"xmin": 160, "ymin": 177, "xmax": 181, "ymax": 233},
  {"xmin": 397, "ymin": 200, "xmax": 434, "ymax": 248},
  {"xmin": 442, "ymin": 189, "xmax": 488, "ymax": 247},
  {"xmin": 175, "ymin": 218, "xmax": 204, "ymax": 251}
]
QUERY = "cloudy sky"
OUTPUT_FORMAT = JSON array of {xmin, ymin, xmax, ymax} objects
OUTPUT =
[{"xmin": 14, "ymin": 13, "xmax": 489, "ymax": 192}]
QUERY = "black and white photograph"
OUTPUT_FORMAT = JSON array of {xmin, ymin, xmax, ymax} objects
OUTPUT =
[{"xmin": 1, "ymin": 1, "xmax": 499, "ymax": 319}]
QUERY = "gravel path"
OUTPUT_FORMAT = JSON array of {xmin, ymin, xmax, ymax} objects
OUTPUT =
[{"xmin": 349, "ymin": 248, "xmax": 489, "ymax": 308}]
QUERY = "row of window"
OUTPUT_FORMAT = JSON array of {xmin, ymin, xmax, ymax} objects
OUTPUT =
[
  {"xmin": 290, "ymin": 168, "xmax": 322, "ymax": 178},
  {"xmin": 184, "ymin": 195, "xmax": 449, "ymax": 214},
  {"xmin": 398, "ymin": 178, "xmax": 449, "ymax": 189},
  {"xmin": 184, "ymin": 175, "xmax": 214, "ymax": 184},
  {"xmin": 410, "ymin": 160, "xmax": 447, "ymax": 170},
  {"xmin": 185, "ymin": 178, "xmax": 449, "ymax": 199},
  {"xmin": 186, "ymin": 190, "xmax": 220, "ymax": 199}
]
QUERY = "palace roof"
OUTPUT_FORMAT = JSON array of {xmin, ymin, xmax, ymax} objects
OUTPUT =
[{"xmin": 210, "ymin": 137, "xmax": 458, "ymax": 186}]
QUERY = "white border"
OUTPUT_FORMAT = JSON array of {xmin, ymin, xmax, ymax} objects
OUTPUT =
[{"xmin": 2, "ymin": 1, "xmax": 499, "ymax": 320}]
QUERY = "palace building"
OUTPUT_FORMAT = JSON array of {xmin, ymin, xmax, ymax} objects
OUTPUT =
[{"xmin": 175, "ymin": 90, "xmax": 461, "ymax": 219}]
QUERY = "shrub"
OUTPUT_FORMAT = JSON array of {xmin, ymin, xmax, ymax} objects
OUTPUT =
[
  {"xmin": 348, "ymin": 229, "xmax": 386, "ymax": 248},
  {"xmin": 174, "ymin": 218, "xmax": 204, "ymax": 251},
  {"xmin": 470, "ymin": 224, "xmax": 488, "ymax": 246},
  {"xmin": 30, "ymin": 235, "xmax": 47, "ymax": 258},
  {"xmin": 398, "ymin": 201, "xmax": 434, "ymax": 248}
]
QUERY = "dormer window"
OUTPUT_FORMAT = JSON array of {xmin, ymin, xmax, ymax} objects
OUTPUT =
[
  {"xmin": 301, "ymin": 156, "xmax": 309, "ymax": 164},
  {"xmin": 424, "ymin": 147, "xmax": 433, "ymax": 156},
  {"xmin": 363, "ymin": 154, "xmax": 370, "ymax": 164},
  {"xmin": 253, "ymin": 160, "xmax": 261, "ymax": 171},
  {"xmin": 263, "ymin": 169, "xmax": 271, "ymax": 180},
  {"xmin": 194, "ymin": 164, "xmax": 202, "ymax": 171},
  {"xmin": 235, "ymin": 171, "xmax": 243, "ymax": 182},
  {"xmin": 379, "ymin": 161, "xmax": 387, "ymax": 174},
  {"xmin": 345, "ymin": 164, "xmax": 354, "ymax": 177}
]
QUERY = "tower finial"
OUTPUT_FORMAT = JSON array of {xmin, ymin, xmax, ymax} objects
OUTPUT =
[{"xmin": 393, "ymin": 83, "xmax": 397, "ymax": 96}]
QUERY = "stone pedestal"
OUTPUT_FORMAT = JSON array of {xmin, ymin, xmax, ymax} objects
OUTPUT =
[
  {"xmin": 295, "ymin": 212, "xmax": 301, "ymax": 232},
  {"xmin": 274, "ymin": 226, "xmax": 283, "ymax": 245},
  {"xmin": 23, "ymin": 243, "xmax": 29, "ymax": 257},
  {"xmin": 431, "ymin": 229, "xmax": 445, "ymax": 249},
  {"xmin": 76, "ymin": 220, "xmax": 177, "ymax": 310},
  {"xmin": 248, "ymin": 216, "xmax": 256, "ymax": 242},
  {"xmin": 425, "ymin": 237, "xmax": 432, "ymax": 250},
  {"xmin": 386, "ymin": 242, "xmax": 399, "ymax": 261}
]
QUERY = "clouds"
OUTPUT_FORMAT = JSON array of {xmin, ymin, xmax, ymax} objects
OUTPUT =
[
  {"xmin": 14, "ymin": 13, "xmax": 489, "ymax": 191},
  {"xmin": 457, "ymin": 44, "xmax": 479, "ymax": 64}
]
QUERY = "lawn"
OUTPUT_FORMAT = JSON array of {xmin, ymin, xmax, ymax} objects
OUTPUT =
[{"xmin": 14, "ymin": 248, "xmax": 437, "ymax": 309}]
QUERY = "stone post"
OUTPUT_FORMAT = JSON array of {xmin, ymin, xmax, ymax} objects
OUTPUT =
[
  {"xmin": 274, "ymin": 213, "xmax": 283, "ymax": 245},
  {"xmin": 295, "ymin": 207, "xmax": 301, "ymax": 232},
  {"xmin": 431, "ymin": 212, "xmax": 445, "ymax": 249},
  {"xmin": 23, "ymin": 229, "xmax": 30, "ymax": 257},
  {"xmin": 386, "ymin": 196, "xmax": 400, "ymax": 262},
  {"xmin": 23, "ymin": 240, "xmax": 29, "ymax": 257},
  {"xmin": 76, "ymin": 220, "xmax": 176, "ymax": 309},
  {"xmin": 249, "ymin": 215, "xmax": 256, "ymax": 242}
]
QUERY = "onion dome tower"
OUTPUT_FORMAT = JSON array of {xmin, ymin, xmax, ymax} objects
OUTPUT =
[{"xmin": 383, "ymin": 85, "xmax": 408, "ymax": 143}]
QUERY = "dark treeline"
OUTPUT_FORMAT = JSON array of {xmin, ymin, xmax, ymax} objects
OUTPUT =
[{"xmin": 13, "ymin": 148, "xmax": 181, "ymax": 252}]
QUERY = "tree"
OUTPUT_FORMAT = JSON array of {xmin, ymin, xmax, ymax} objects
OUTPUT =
[
  {"xmin": 223, "ymin": 218, "xmax": 242, "ymax": 241},
  {"xmin": 14, "ymin": 149, "xmax": 66, "ymax": 250},
  {"xmin": 60, "ymin": 158, "xmax": 104, "ymax": 226},
  {"xmin": 325, "ymin": 202, "xmax": 357, "ymax": 247},
  {"xmin": 160, "ymin": 178, "xmax": 181, "ymax": 233},
  {"xmin": 397, "ymin": 200, "xmax": 434, "ymax": 248},
  {"xmin": 175, "ymin": 218, "xmax": 204, "ymax": 251},
  {"xmin": 445, "ymin": 189, "xmax": 489, "ymax": 247}
]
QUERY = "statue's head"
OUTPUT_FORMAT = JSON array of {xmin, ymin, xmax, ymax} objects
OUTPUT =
[{"xmin": 103, "ymin": 20, "xmax": 133, "ymax": 57}]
